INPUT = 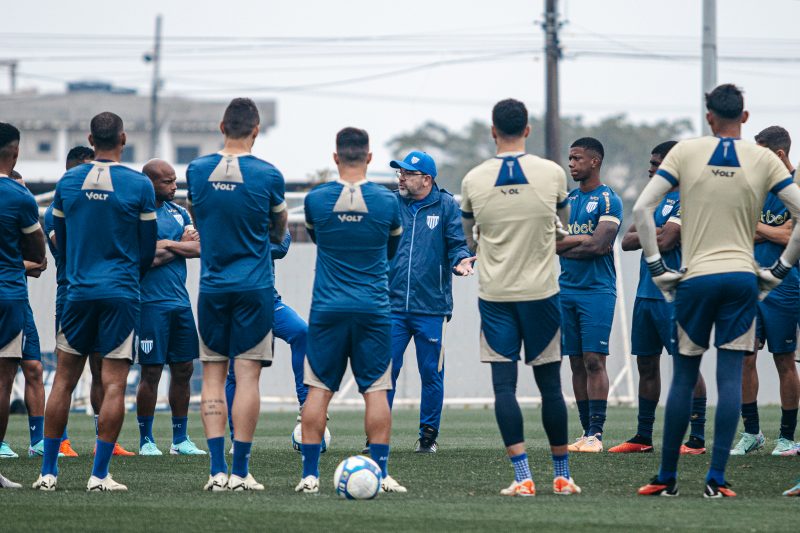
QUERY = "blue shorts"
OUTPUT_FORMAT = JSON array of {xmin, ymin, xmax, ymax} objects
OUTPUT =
[
  {"xmin": 22, "ymin": 303, "xmax": 41, "ymax": 362},
  {"xmin": 0, "ymin": 299, "xmax": 25, "ymax": 359},
  {"xmin": 560, "ymin": 292, "xmax": 616, "ymax": 356},
  {"xmin": 56, "ymin": 298, "xmax": 139, "ymax": 360},
  {"xmin": 631, "ymin": 298, "xmax": 675, "ymax": 356},
  {"xmin": 675, "ymin": 272, "xmax": 758, "ymax": 356},
  {"xmin": 478, "ymin": 295, "xmax": 561, "ymax": 366},
  {"xmin": 754, "ymin": 289, "xmax": 798, "ymax": 354},
  {"xmin": 198, "ymin": 289, "xmax": 274, "ymax": 363},
  {"xmin": 54, "ymin": 284, "xmax": 67, "ymax": 333},
  {"xmin": 305, "ymin": 310, "xmax": 391, "ymax": 394},
  {"xmin": 137, "ymin": 304, "xmax": 199, "ymax": 365}
]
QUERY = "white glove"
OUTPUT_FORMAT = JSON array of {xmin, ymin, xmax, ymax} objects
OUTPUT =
[
  {"xmin": 646, "ymin": 256, "xmax": 683, "ymax": 302},
  {"xmin": 758, "ymin": 258, "xmax": 792, "ymax": 301},
  {"xmin": 555, "ymin": 217, "xmax": 569, "ymax": 241}
]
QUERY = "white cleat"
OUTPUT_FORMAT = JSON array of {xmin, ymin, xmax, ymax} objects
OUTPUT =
[
  {"xmin": 32, "ymin": 474, "xmax": 57, "ymax": 491},
  {"xmin": 0, "ymin": 473, "xmax": 21, "ymax": 489},
  {"xmin": 381, "ymin": 475, "xmax": 407, "ymax": 493},
  {"xmin": 87, "ymin": 474, "xmax": 127, "ymax": 492},
  {"xmin": 228, "ymin": 473, "xmax": 264, "ymax": 491},
  {"xmin": 294, "ymin": 475, "xmax": 320, "ymax": 494},
  {"xmin": 204, "ymin": 473, "xmax": 229, "ymax": 492}
]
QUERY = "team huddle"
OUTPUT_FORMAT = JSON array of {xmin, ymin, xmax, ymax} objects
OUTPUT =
[{"xmin": 0, "ymin": 84, "xmax": 799, "ymax": 498}]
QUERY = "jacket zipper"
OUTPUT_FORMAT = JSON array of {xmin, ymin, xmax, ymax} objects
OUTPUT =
[{"xmin": 404, "ymin": 198, "xmax": 438, "ymax": 311}]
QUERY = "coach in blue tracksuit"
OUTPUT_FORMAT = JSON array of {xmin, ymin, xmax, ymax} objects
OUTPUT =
[{"xmin": 387, "ymin": 151, "xmax": 475, "ymax": 453}]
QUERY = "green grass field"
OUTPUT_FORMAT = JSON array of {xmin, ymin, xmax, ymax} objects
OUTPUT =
[{"xmin": 1, "ymin": 406, "xmax": 798, "ymax": 532}]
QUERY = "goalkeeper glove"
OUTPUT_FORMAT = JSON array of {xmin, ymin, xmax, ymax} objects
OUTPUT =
[
  {"xmin": 646, "ymin": 256, "xmax": 683, "ymax": 302},
  {"xmin": 758, "ymin": 258, "xmax": 792, "ymax": 301},
  {"xmin": 555, "ymin": 217, "xmax": 569, "ymax": 241}
]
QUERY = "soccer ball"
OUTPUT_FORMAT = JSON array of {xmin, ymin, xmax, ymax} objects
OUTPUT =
[
  {"xmin": 333, "ymin": 455, "xmax": 382, "ymax": 500},
  {"xmin": 291, "ymin": 422, "xmax": 331, "ymax": 453}
]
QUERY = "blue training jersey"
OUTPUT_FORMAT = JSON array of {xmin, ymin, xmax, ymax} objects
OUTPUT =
[
  {"xmin": 636, "ymin": 191, "xmax": 682, "ymax": 300},
  {"xmin": 140, "ymin": 202, "xmax": 193, "ymax": 306},
  {"xmin": 186, "ymin": 152, "xmax": 286, "ymax": 293},
  {"xmin": 52, "ymin": 161, "xmax": 157, "ymax": 301},
  {"xmin": 0, "ymin": 177, "xmax": 40, "ymax": 300},
  {"xmin": 559, "ymin": 184, "xmax": 623, "ymax": 294},
  {"xmin": 754, "ymin": 191, "xmax": 798, "ymax": 298},
  {"xmin": 304, "ymin": 179, "xmax": 402, "ymax": 313}
]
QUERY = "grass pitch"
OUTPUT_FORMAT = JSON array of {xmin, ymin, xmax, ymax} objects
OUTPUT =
[{"xmin": 1, "ymin": 406, "xmax": 798, "ymax": 532}]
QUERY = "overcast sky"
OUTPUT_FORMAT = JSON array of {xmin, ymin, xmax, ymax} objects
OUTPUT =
[{"xmin": 4, "ymin": 0, "xmax": 800, "ymax": 181}]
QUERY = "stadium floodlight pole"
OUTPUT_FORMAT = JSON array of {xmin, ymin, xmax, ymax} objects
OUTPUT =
[
  {"xmin": 543, "ymin": 0, "xmax": 562, "ymax": 165},
  {"xmin": 701, "ymin": 0, "xmax": 717, "ymax": 136},
  {"xmin": 145, "ymin": 14, "xmax": 163, "ymax": 159}
]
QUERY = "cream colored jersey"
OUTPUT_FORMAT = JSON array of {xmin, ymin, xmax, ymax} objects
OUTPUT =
[
  {"xmin": 461, "ymin": 151, "xmax": 569, "ymax": 301},
  {"xmin": 656, "ymin": 136, "xmax": 794, "ymax": 280}
]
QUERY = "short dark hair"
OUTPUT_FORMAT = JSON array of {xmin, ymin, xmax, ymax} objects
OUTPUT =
[
  {"xmin": 222, "ymin": 98, "xmax": 260, "ymax": 139},
  {"xmin": 705, "ymin": 84, "xmax": 744, "ymax": 120},
  {"xmin": 570, "ymin": 137, "xmax": 605, "ymax": 160},
  {"xmin": 335, "ymin": 127, "xmax": 370, "ymax": 165},
  {"xmin": 66, "ymin": 146, "xmax": 95, "ymax": 168},
  {"xmin": 0, "ymin": 122, "xmax": 20, "ymax": 157},
  {"xmin": 89, "ymin": 112, "xmax": 124, "ymax": 150},
  {"xmin": 651, "ymin": 141, "xmax": 678, "ymax": 159},
  {"xmin": 755, "ymin": 126, "xmax": 791, "ymax": 156},
  {"xmin": 10, "ymin": 169, "xmax": 22, "ymax": 180},
  {"xmin": 492, "ymin": 99, "xmax": 528, "ymax": 138}
]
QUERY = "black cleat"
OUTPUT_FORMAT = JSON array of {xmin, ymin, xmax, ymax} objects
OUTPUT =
[
  {"xmin": 704, "ymin": 479, "xmax": 736, "ymax": 498},
  {"xmin": 361, "ymin": 439, "xmax": 370, "ymax": 455},
  {"xmin": 415, "ymin": 425, "xmax": 439, "ymax": 454}
]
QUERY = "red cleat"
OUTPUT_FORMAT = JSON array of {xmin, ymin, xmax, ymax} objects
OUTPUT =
[
  {"xmin": 609, "ymin": 441, "xmax": 654, "ymax": 453},
  {"xmin": 638, "ymin": 476, "xmax": 679, "ymax": 496},
  {"xmin": 679, "ymin": 444, "xmax": 706, "ymax": 455},
  {"xmin": 93, "ymin": 442, "xmax": 136, "ymax": 456}
]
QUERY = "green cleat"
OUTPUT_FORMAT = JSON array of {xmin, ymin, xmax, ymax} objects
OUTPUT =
[
  {"xmin": 783, "ymin": 480, "xmax": 800, "ymax": 496},
  {"xmin": 28, "ymin": 440, "xmax": 44, "ymax": 457},
  {"xmin": 139, "ymin": 438, "xmax": 163, "ymax": 456},
  {"xmin": 170, "ymin": 438, "xmax": 206, "ymax": 455},
  {"xmin": 729, "ymin": 432, "xmax": 765, "ymax": 456},
  {"xmin": 772, "ymin": 437, "xmax": 798, "ymax": 456},
  {"xmin": 0, "ymin": 441, "xmax": 18, "ymax": 459}
]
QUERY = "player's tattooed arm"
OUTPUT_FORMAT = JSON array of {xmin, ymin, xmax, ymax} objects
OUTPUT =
[{"xmin": 558, "ymin": 222, "xmax": 618, "ymax": 258}]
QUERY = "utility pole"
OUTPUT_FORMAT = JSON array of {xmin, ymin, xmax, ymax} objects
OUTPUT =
[
  {"xmin": 543, "ymin": 0, "xmax": 562, "ymax": 164},
  {"xmin": 0, "ymin": 60, "xmax": 18, "ymax": 93},
  {"xmin": 145, "ymin": 14, "xmax": 163, "ymax": 159},
  {"xmin": 701, "ymin": 0, "xmax": 717, "ymax": 135}
]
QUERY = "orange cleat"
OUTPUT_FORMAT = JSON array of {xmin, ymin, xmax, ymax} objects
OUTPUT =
[
  {"xmin": 93, "ymin": 442, "xmax": 136, "ymax": 456},
  {"xmin": 59, "ymin": 439, "xmax": 79, "ymax": 457},
  {"xmin": 638, "ymin": 476, "xmax": 679, "ymax": 496},
  {"xmin": 679, "ymin": 444, "xmax": 706, "ymax": 455},
  {"xmin": 704, "ymin": 480, "xmax": 736, "ymax": 498},
  {"xmin": 609, "ymin": 441, "xmax": 654, "ymax": 453},
  {"xmin": 500, "ymin": 479, "xmax": 536, "ymax": 496},
  {"xmin": 553, "ymin": 476, "xmax": 581, "ymax": 495}
]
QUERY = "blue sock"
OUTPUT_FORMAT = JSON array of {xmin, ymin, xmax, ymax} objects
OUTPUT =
[
  {"xmin": 780, "ymin": 408, "xmax": 797, "ymax": 441},
  {"xmin": 301, "ymin": 443, "xmax": 321, "ymax": 478},
  {"xmin": 510, "ymin": 452, "xmax": 532, "ymax": 482},
  {"xmin": 61, "ymin": 427, "xmax": 69, "ymax": 441},
  {"xmin": 690, "ymin": 396, "xmax": 707, "ymax": 441},
  {"xmin": 576, "ymin": 400, "xmax": 590, "ymax": 435},
  {"xmin": 659, "ymin": 353, "xmax": 701, "ymax": 481},
  {"xmin": 94, "ymin": 415, "xmax": 99, "ymax": 437},
  {"xmin": 588, "ymin": 399, "xmax": 607, "ymax": 438},
  {"xmin": 231, "ymin": 440, "xmax": 252, "ymax": 478},
  {"xmin": 637, "ymin": 397, "xmax": 658, "ymax": 440},
  {"xmin": 137, "ymin": 415, "xmax": 155, "ymax": 447},
  {"xmin": 741, "ymin": 401, "xmax": 759, "ymax": 435},
  {"xmin": 369, "ymin": 443, "xmax": 390, "ymax": 478},
  {"xmin": 552, "ymin": 453, "xmax": 570, "ymax": 479},
  {"xmin": 706, "ymin": 467, "xmax": 726, "ymax": 485},
  {"xmin": 709, "ymin": 350, "xmax": 744, "ymax": 476},
  {"xmin": 41, "ymin": 437, "xmax": 61, "ymax": 477},
  {"xmin": 28, "ymin": 415, "xmax": 44, "ymax": 446},
  {"xmin": 91, "ymin": 439, "xmax": 114, "ymax": 479},
  {"xmin": 207, "ymin": 436, "xmax": 228, "ymax": 476},
  {"xmin": 172, "ymin": 416, "xmax": 188, "ymax": 445}
]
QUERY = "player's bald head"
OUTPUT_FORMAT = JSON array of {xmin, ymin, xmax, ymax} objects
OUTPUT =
[{"xmin": 142, "ymin": 158, "xmax": 174, "ymax": 180}]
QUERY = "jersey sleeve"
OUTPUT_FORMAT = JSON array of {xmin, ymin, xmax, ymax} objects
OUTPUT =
[
  {"xmin": 389, "ymin": 196, "xmax": 402, "ymax": 237},
  {"xmin": 52, "ymin": 183, "xmax": 64, "ymax": 219},
  {"xmin": 556, "ymin": 168, "xmax": 569, "ymax": 209},
  {"xmin": 599, "ymin": 191, "xmax": 623, "ymax": 226},
  {"xmin": 460, "ymin": 176, "xmax": 473, "ymax": 218},
  {"xmin": 43, "ymin": 204, "xmax": 55, "ymax": 238},
  {"xmin": 765, "ymin": 151, "xmax": 794, "ymax": 195},
  {"xmin": 178, "ymin": 205, "xmax": 193, "ymax": 227},
  {"xmin": 139, "ymin": 179, "xmax": 157, "ymax": 221},
  {"xmin": 17, "ymin": 190, "xmax": 41, "ymax": 234},
  {"xmin": 270, "ymin": 168, "xmax": 287, "ymax": 213},
  {"xmin": 655, "ymin": 142, "xmax": 683, "ymax": 187}
]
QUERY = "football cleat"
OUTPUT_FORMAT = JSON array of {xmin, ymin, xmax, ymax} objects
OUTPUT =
[
  {"xmin": 28, "ymin": 440, "xmax": 45, "ymax": 457},
  {"xmin": 500, "ymin": 478, "xmax": 535, "ymax": 496},
  {"xmin": 294, "ymin": 475, "xmax": 320, "ymax": 494},
  {"xmin": 0, "ymin": 473, "xmax": 21, "ymax": 489},
  {"xmin": 204, "ymin": 473, "xmax": 228, "ymax": 492},
  {"xmin": 577, "ymin": 434, "xmax": 603, "ymax": 453},
  {"xmin": 170, "ymin": 438, "xmax": 206, "ymax": 455},
  {"xmin": 680, "ymin": 438, "xmax": 707, "ymax": 454},
  {"xmin": 59, "ymin": 439, "xmax": 78, "ymax": 457},
  {"xmin": 638, "ymin": 476, "xmax": 679, "ymax": 497},
  {"xmin": 608, "ymin": 441, "xmax": 653, "ymax": 453},
  {"xmin": 567, "ymin": 436, "xmax": 588, "ymax": 452},
  {"xmin": 553, "ymin": 476, "xmax": 581, "ymax": 495},
  {"xmin": 228, "ymin": 473, "xmax": 264, "ymax": 491},
  {"xmin": 361, "ymin": 438, "xmax": 370, "ymax": 455},
  {"xmin": 771, "ymin": 437, "xmax": 797, "ymax": 456},
  {"xmin": 704, "ymin": 479, "xmax": 736, "ymax": 498},
  {"xmin": 139, "ymin": 438, "xmax": 163, "ymax": 456},
  {"xmin": 730, "ymin": 432, "xmax": 765, "ymax": 455},
  {"xmin": 95, "ymin": 442, "xmax": 136, "ymax": 456},
  {"xmin": 0, "ymin": 441, "xmax": 18, "ymax": 459},
  {"xmin": 415, "ymin": 425, "xmax": 439, "ymax": 454},
  {"xmin": 381, "ymin": 475, "xmax": 407, "ymax": 493},
  {"xmin": 87, "ymin": 474, "xmax": 127, "ymax": 492},
  {"xmin": 32, "ymin": 474, "xmax": 57, "ymax": 491},
  {"xmin": 782, "ymin": 480, "xmax": 800, "ymax": 496}
]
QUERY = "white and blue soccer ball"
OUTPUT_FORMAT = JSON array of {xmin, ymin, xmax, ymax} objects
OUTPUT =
[
  {"xmin": 333, "ymin": 455, "xmax": 382, "ymax": 500},
  {"xmin": 291, "ymin": 422, "xmax": 331, "ymax": 453}
]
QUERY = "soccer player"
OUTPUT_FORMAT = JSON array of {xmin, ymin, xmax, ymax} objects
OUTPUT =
[
  {"xmin": 135, "ymin": 159, "xmax": 205, "ymax": 456},
  {"xmin": 384, "ymin": 150, "xmax": 474, "ymax": 453},
  {"xmin": 557, "ymin": 137, "xmax": 622, "ymax": 452},
  {"xmin": 296, "ymin": 127, "xmax": 406, "ymax": 495},
  {"xmin": 730, "ymin": 126, "xmax": 800, "ymax": 457},
  {"xmin": 610, "ymin": 142, "xmax": 709, "ymax": 455},
  {"xmin": 635, "ymin": 84, "xmax": 800, "ymax": 498},
  {"xmin": 0, "ymin": 123, "xmax": 46, "ymax": 475},
  {"xmin": 461, "ymin": 98, "xmax": 580, "ymax": 496},
  {"xmin": 187, "ymin": 98, "xmax": 287, "ymax": 492},
  {"xmin": 34, "ymin": 112, "xmax": 157, "ymax": 492}
]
